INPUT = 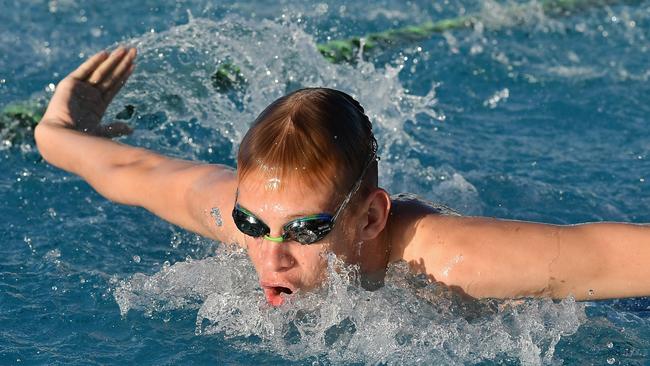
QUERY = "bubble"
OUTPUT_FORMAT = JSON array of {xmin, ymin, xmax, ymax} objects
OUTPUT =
[
  {"xmin": 132, "ymin": 255, "xmax": 141, "ymax": 263},
  {"xmin": 607, "ymin": 357, "xmax": 616, "ymax": 364}
]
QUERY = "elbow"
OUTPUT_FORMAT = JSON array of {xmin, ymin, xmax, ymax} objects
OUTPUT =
[
  {"xmin": 33, "ymin": 122, "xmax": 46, "ymax": 155},
  {"xmin": 34, "ymin": 122, "xmax": 54, "ymax": 164},
  {"xmin": 34, "ymin": 121, "xmax": 61, "ymax": 164}
]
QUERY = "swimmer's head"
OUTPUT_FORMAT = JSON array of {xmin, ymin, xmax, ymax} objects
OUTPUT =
[
  {"xmin": 234, "ymin": 88, "xmax": 391, "ymax": 305},
  {"xmin": 237, "ymin": 87, "xmax": 377, "ymax": 194}
]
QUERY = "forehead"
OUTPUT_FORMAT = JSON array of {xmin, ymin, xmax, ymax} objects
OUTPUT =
[{"xmin": 237, "ymin": 172, "xmax": 339, "ymax": 218}]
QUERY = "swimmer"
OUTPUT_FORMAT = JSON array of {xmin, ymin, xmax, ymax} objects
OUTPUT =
[{"xmin": 34, "ymin": 47, "xmax": 650, "ymax": 306}]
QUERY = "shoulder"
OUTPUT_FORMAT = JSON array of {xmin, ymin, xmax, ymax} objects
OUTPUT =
[
  {"xmin": 390, "ymin": 193, "xmax": 461, "ymax": 217},
  {"xmin": 387, "ymin": 193, "xmax": 481, "ymax": 282},
  {"xmin": 387, "ymin": 193, "xmax": 462, "ymax": 261}
]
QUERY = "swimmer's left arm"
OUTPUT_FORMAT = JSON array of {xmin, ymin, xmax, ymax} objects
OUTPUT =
[{"xmin": 412, "ymin": 216, "xmax": 650, "ymax": 300}]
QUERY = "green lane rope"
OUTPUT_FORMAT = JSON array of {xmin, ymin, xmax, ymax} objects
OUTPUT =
[
  {"xmin": 0, "ymin": 100, "xmax": 46, "ymax": 145},
  {"xmin": 317, "ymin": 0, "xmax": 639, "ymax": 63}
]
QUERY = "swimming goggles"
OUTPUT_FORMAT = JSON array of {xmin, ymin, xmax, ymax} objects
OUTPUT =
[{"xmin": 232, "ymin": 140, "xmax": 378, "ymax": 245}]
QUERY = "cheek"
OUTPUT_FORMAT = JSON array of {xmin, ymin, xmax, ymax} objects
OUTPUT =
[
  {"xmin": 327, "ymin": 227, "xmax": 357, "ymax": 261},
  {"xmin": 244, "ymin": 238, "xmax": 264, "ymax": 266},
  {"xmin": 293, "ymin": 245, "xmax": 327, "ymax": 267},
  {"xmin": 293, "ymin": 245, "xmax": 329, "ymax": 280}
]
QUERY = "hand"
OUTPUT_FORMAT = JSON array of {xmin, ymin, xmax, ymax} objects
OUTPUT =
[{"xmin": 41, "ymin": 47, "xmax": 137, "ymax": 138}]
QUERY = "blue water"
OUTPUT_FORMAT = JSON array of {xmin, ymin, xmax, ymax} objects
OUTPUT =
[{"xmin": 2, "ymin": 0, "xmax": 650, "ymax": 364}]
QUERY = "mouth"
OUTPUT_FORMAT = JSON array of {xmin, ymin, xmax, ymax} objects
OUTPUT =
[{"xmin": 261, "ymin": 283, "xmax": 295, "ymax": 306}]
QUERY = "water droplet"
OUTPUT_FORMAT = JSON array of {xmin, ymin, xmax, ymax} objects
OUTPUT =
[
  {"xmin": 607, "ymin": 357, "xmax": 615, "ymax": 364},
  {"xmin": 170, "ymin": 234, "xmax": 182, "ymax": 248},
  {"xmin": 132, "ymin": 255, "xmax": 141, "ymax": 263},
  {"xmin": 606, "ymin": 341, "xmax": 613, "ymax": 348},
  {"xmin": 210, "ymin": 208, "xmax": 223, "ymax": 227},
  {"xmin": 48, "ymin": 0, "xmax": 57, "ymax": 13},
  {"xmin": 47, "ymin": 207, "xmax": 57, "ymax": 219}
]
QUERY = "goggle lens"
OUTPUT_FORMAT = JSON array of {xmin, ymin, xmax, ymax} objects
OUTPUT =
[
  {"xmin": 283, "ymin": 217, "xmax": 333, "ymax": 244},
  {"xmin": 232, "ymin": 206, "xmax": 269, "ymax": 238},
  {"xmin": 232, "ymin": 206, "xmax": 333, "ymax": 245}
]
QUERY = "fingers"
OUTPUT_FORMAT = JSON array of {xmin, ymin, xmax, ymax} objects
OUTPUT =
[
  {"xmin": 101, "ymin": 48, "xmax": 137, "ymax": 90},
  {"xmin": 88, "ymin": 47, "xmax": 132, "ymax": 86},
  {"xmin": 101, "ymin": 48, "xmax": 136, "ymax": 90},
  {"xmin": 70, "ymin": 51, "xmax": 109, "ymax": 80},
  {"xmin": 104, "ymin": 63, "xmax": 136, "ymax": 103}
]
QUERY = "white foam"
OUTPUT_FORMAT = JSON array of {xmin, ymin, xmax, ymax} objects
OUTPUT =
[{"xmin": 115, "ymin": 249, "xmax": 585, "ymax": 364}]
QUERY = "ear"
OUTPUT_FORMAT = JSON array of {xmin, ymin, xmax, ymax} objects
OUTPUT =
[{"xmin": 358, "ymin": 188, "xmax": 391, "ymax": 241}]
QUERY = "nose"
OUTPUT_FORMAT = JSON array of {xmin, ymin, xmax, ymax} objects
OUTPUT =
[{"xmin": 261, "ymin": 237, "xmax": 296, "ymax": 272}]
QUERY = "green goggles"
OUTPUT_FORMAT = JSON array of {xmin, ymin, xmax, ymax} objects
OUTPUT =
[
  {"xmin": 232, "ymin": 141, "xmax": 378, "ymax": 245},
  {"xmin": 232, "ymin": 204, "xmax": 335, "ymax": 244}
]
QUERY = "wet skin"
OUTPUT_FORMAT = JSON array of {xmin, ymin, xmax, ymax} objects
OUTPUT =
[
  {"xmin": 35, "ymin": 47, "xmax": 650, "ymax": 306},
  {"xmin": 235, "ymin": 174, "xmax": 388, "ymax": 306}
]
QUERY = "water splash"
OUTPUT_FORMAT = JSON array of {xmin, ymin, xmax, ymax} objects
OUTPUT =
[
  {"xmin": 115, "ymin": 246, "xmax": 586, "ymax": 364},
  {"xmin": 112, "ymin": 16, "xmax": 443, "ymax": 161}
]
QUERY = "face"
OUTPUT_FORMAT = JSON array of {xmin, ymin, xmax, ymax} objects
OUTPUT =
[{"xmin": 236, "ymin": 172, "xmax": 362, "ymax": 306}]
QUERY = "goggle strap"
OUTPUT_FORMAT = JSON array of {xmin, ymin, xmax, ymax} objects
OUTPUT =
[{"xmin": 331, "ymin": 145, "xmax": 378, "ymax": 224}]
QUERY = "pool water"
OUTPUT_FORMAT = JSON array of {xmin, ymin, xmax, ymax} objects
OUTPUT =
[{"xmin": 1, "ymin": 0, "xmax": 650, "ymax": 364}]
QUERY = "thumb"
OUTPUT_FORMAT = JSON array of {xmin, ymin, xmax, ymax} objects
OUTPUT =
[{"xmin": 94, "ymin": 122, "xmax": 133, "ymax": 138}]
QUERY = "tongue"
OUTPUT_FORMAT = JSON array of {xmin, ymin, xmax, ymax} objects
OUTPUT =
[{"xmin": 263, "ymin": 287, "xmax": 285, "ymax": 306}]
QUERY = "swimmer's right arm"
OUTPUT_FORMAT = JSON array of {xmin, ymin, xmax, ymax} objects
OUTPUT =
[{"xmin": 35, "ymin": 48, "xmax": 241, "ymax": 243}]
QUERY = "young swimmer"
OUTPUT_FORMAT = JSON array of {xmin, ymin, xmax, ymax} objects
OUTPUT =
[{"xmin": 35, "ymin": 47, "xmax": 650, "ymax": 306}]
